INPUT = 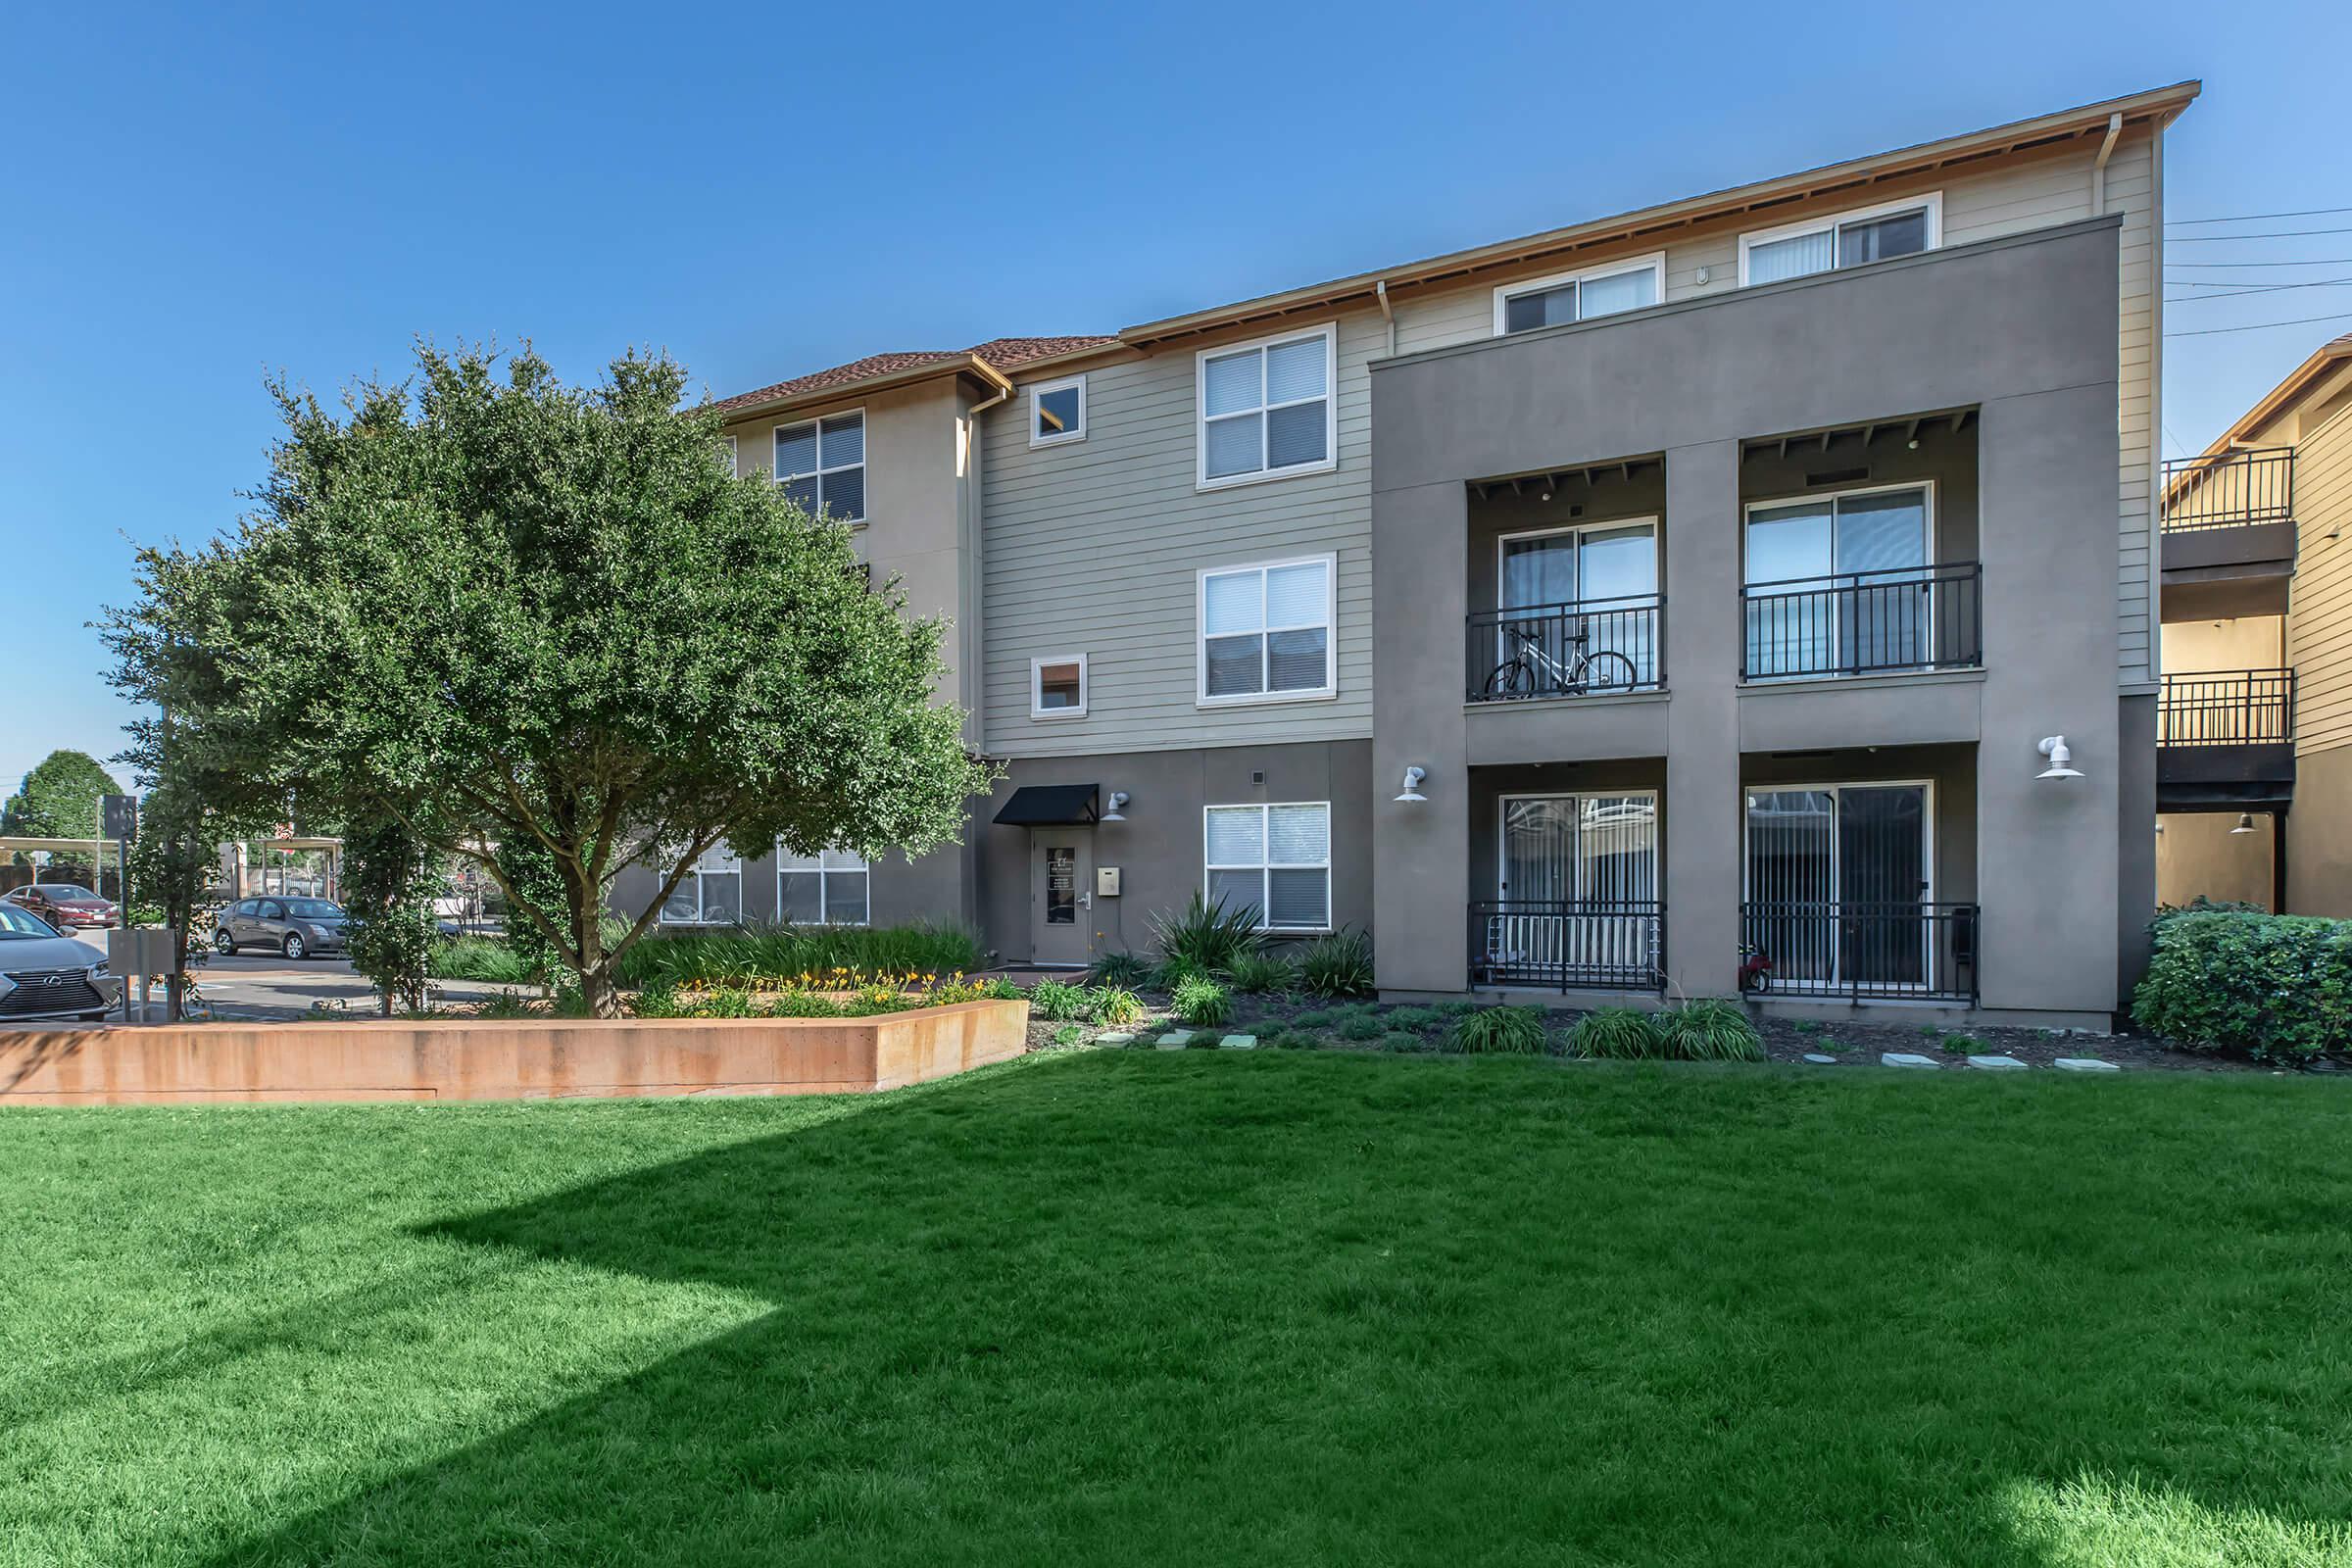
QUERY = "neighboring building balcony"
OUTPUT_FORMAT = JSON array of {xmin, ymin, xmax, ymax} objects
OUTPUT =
[
  {"xmin": 2156, "ymin": 667, "xmax": 2296, "ymax": 810},
  {"xmin": 1465, "ymin": 593, "xmax": 1664, "ymax": 702},
  {"xmin": 1738, "ymin": 901, "xmax": 1980, "ymax": 1004},
  {"xmin": 1468, "ymin": 899, "xmax": 1665, "ymax": 992},
  {"xmin": 1740, "ymin": 562, "xmax": 1984, "ymax": 681},
  {"xmin": 2160, "ymin": 448, "xmax": 2296, "ymax": 621}
]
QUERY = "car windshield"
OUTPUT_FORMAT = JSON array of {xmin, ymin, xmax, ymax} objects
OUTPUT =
[
  {"xmin": 0, "ymin": 905, "xmax": 60, "ymax": 939},
  {"xmin": 36, "ymin": 885, "xmax": 98, "ymax": 901},
  {"xmin": 284, "ymin": 900, "xmax": 344, "ymax": 919}
]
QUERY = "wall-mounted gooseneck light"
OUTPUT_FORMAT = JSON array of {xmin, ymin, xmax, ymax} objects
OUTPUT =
[
  {"xmin": 1100, "ymin": 791, "xmax": 1130, "ymax": 823},
  {"xmin": 1395, "ymin": 766, "xmax": 1428, "ymax": 804},
  {"xmin": 2036, "ymin": 736, "xmax": 2083, "ymax": 781},
  {"xmin": 2230, "ymin": 812, "xmax": 2257, "ymax": 835}
]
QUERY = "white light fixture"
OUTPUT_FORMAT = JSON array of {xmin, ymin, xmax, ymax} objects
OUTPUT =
[
  {"xmin": 2035, "ymin": 736, "xmax": 2083, "ymax": 780},
  {"xmin": 2230, "ymin": 812, "xmax": 2256, "ymax": 835},
  {"xmin": 1395, "ymin": 766, "xmax": 1428, "ymax": 804},
  {"xmin": 1100, "ymin": 791, "xmax": 1129, "ymax": 822}
]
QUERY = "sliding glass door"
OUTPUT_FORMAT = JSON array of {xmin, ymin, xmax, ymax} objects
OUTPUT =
[
  {"xmin": 1744, "ymin": 486, "xmax": 1931, "ymax": 677},
  {"xmin": 1496, "ymin": 521, "xmax": 1659, "ymax": 690},
  {"xmin": 1744, "ymin": 783, "xmax": 1931, "ymax": 992},
  {"xmin": 1491, "ymin": 793, "xmax": 1659, "ymax": 984}
]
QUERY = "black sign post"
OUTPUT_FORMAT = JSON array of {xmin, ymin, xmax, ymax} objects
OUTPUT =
[{"xmin": 99, "ymin": 795, "xmax": 138, "ymax": 1020}]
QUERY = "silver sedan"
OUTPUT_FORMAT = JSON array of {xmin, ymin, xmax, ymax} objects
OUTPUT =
[{"xmin": 0, "ymin": 904, "xmax": 116, "ymax": 1022}]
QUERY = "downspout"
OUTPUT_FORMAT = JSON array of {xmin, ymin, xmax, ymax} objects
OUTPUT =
[
  {"xmin": 1374, "ymin": 279, "xmax": 1396, "ymax": 358},
  {"xmin": 2090, "ymin": 111, "xmax": 2122, "ymax": 214},
  {"xmin": 958, "ymin": 370, "xmax": 1015, "ymax": 929}
]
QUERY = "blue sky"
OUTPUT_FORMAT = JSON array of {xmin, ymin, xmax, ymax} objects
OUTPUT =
[{"xmin": 4, "ymin": 0, "xmax": 2348, "ymax": 796}]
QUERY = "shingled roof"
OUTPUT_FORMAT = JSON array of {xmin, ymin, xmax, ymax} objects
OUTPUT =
[{"xmin": 709, "ymin": 336, "xmax": 1115, "ymax": 417}]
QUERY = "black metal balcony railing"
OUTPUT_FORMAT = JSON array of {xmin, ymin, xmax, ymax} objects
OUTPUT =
[
  {"xmin": 1740, "ymin": 902, "xmax": 1979, "ymax": 1004},
  {"xmin": 2158, "ymin": 669, "xmax": 2295, "ymax": 746},
  {"xmin": 1740, "ymin": 563, "xmax": 1983, "ymax": 681},
  {"xmin": 1466, "ymin": 594, "xmax": 1664, "ymax": 702},
  {"xmin": 1470, "ymin": 900, "xmax": 1664, "ymax": 991},
  {"xmin": 2161, "ymin": 447, "xmax": 2295, "ymax": 533}
]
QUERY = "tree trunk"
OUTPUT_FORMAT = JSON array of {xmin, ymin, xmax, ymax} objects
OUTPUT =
[{"xmin": 580, "ymin": 965, "xmax": 623, "ymax": 1018}]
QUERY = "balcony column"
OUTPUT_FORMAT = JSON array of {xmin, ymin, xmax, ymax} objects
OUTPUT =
[
  {"xmin": 1371, "ymin": 478, "xmax": 1471, "ymax": 993},
  {"xmin": 1661, "ymin": 439, "xmax": 1742, "ymax": 997}
]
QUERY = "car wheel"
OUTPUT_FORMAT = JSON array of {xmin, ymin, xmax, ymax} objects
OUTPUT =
[
  {"xmin": 215, "ymin": 928, "xmax": 236, "ymax": 955},
  {"xmin": 282, "ymin": 932, "xmax": 308, "ymax": 961}
]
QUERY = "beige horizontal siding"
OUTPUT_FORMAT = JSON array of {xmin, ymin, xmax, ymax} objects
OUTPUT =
[
  {"xmin": 979, "ymin": 314, "xmax": 1380, "ymax": 757},
  {"xmin": 2290, "ymin": 403, "xmax": 2352, "ymax": 754}
]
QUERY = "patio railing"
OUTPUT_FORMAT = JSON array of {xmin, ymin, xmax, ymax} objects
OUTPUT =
[
  {"xmin": 1739, "ymin": 901, "xmax": 1978, "ymax": 1004},
  {"xmin": 1469, "ymin": 900, "xmax": 1665, "ymax": 991}
]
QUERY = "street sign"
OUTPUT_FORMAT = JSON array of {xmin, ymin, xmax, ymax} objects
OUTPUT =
[{"xmin": 101, "ymin": 794, "xmax": 137, "ymax": 840}]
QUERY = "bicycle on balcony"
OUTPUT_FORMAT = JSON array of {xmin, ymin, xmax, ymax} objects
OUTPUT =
[{"xmin": 1481, "ymin": 619, "xmax": 1641, "ymax": 701}]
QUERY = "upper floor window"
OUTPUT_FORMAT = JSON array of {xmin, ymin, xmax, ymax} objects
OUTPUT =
[
  {"xmin": 1029, "ymin": 375, "xmax": 1087, "ymax": 448},
  {"xmin": 1032, "ymin": 654, "xmax": 1088, "ymax": 718},
  {"xmin": 661, "ymin": 845, "xmax": 742, "ymax": 925},
  {"xmin": 778, "ymin": 846, "xmax": 869, "ymax": 926},
  {"xmin": 1197, "ymin": 325, "xmax": 1336, "ymax": 489},
  {"xmin": 1740, "ymin": 195, "xmax": 1940, "ymax": 287},
  {"xmin": 1493, "ymin": 254, "xmax": 1664, "ymax": 335},
  {"xmin": 774, "ymin": 411, "xmax": 865, "ymax": 521},
  {"xmin": 1199, "ymin": 555, "xmax": 1336, "ymax": 705},
  {"xmin": 718, "ymin": 433, "xmax": 738, "ymax": 475}
]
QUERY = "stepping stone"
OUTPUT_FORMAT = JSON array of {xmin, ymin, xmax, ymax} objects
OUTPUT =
[
  {"xmin": 1156, "ymin": 1032, "xmax": 1191, "ymax": 1050},
  {"xmin": 1881, "ymin": 1052, "xmax": 1940, "ymax": 1069},
  {"xmin": 1095, "ymin": 1033, "xmax": 1134, "ymax": 1047},
  {"xmin": 2053, "ymin": 1056, "xmax": 2120, "ymax": 1072},
  {"xmin": 1218, "ymin": 1034, "xmax": 1257, "ymax": 1050},
  {"xmin": 1802, "ymin": 1053, "xmax": 1838, "ymax": 1064},
  {"xmin": 1967, "ymin": 1054, "xmax": 2029, "ymax": 1071}
]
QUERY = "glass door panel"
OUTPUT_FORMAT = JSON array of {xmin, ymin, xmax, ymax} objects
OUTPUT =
[
  {"xmin": 1836, "ymin": 490, "xmax": 1929, "ymax": 671},
  {"xmin": 1838, "ymin": 786, "xmax": 1927, "ymax": 986},
  {"xmin": 1744, "ymin": 502, "xmax": 1834, "ymax": 676},
  {"xmin": 1578, "ymin": 525, "xmax": 1658, "ymax": 685},
  {"xmin": 1744, "ymin": 790, "xmax": 1836, "ymax": 984}
]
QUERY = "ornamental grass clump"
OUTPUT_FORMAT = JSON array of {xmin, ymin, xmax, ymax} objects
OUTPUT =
[
  {"xmin": 1028, "ymin": 979, "xmax": 1091, "ymax": 1022},
  {"xmin": 1171, "ymin": 973, "xmax": 1232, "ymax": 1027},
  {"xmin": 1152, "ymin": 893, "xmax": 1263, "ymax": 978},
  {"xmin": 1087, "ymin": 986, "xmax": 1143, "ymax": 1027},
  {"xmin": 1445, "ymin": 1004, "xmax": 1548, "ymax": 1055},
  {"xmin": 1228, "ymin": 951, "xmax": 1297, "ymax": 995},
  {"xmin": 1295, "ymin": 928, "xmax": 1376, "ymax": 998},
  {"xmin": 1654, "ymin": 999, "xmax": 1765, "ymax": 1061},
  {"xmin": 1566, "ymin": 1006, "xmax": 1664, "ymax": 1060}
]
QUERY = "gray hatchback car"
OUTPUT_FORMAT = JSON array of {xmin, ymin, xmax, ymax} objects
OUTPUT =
[{"xmin": 214, "ymin": 897, "xmax": 350, "ymax": 960}]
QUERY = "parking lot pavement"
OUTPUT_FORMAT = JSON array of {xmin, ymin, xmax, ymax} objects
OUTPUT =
[{"xmin": 135, "ymin": 954, "xmax": 515, "ymax": 1022}]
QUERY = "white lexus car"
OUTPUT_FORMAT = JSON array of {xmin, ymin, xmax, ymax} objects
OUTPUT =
[{"xmin": 0, "ymin": 903, "xmax": 116, "ymax": 1022}]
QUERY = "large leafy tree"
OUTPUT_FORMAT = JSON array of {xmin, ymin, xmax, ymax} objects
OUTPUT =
[
  {"xmin": 108, "ymin": 343, "xmax": 989, "ymax": 1016},
  {"xmin": 2, "ymin": 750, "xmax": 123, "ymax": 839}
]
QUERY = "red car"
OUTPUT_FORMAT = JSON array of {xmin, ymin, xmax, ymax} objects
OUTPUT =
[{"xmin": 2, "ymin": 883, "xmax": 120, "ymax": 930}]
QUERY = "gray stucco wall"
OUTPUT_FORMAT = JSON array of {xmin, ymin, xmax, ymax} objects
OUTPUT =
[{"xmin": 1371, "ymin": 216, "xmax": 2133, "ymax": 1017}]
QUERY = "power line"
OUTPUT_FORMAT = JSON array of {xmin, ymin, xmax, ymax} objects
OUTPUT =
[
  {"xmin": 2170, "ymin": 226, "xmax": 2352, "ymax": 243},
  {"xmin": 2166, "ymin": 310, "xmax": 2352, "ymax": 339},
  {"xmin": 2165, "ymin": 275, "xmax": 2352, "ymax": 301},
  {"xmin": 2168, "ymin": 258, "xmax": 2352, "ymax": 270},
  {"xmin": 2169, "ymin": 206, "xmax": 2352, "ymax": 225}
]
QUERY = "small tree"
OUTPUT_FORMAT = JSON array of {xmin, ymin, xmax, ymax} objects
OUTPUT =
[
  {"xmin": 1, "ymin": 750, "xmax": 123, "ymax": 840},
  {"xmin": 342, "ymin": 815, "xmax": 438, "ymax": 1014},
  {"xmin": 108, "ymin": 343, "xmax": 991, "ymax": 1017}
]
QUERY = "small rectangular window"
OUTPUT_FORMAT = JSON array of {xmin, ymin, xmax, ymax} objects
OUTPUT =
[
  {"xmin": 1196, "ymin": 325, "xmax": 1336, "ymax": 488},
  {"xmin": 773, "ymin": 411, "xmax": 865, "ymax": 521},
  {"xmin": 1031, "ymin": 654, "xmax": 1088, "ymax": 717},
  {"xmin": 1740, "ymin": 195, "xmax": 1941, "ymax": 287},
  {"xmin": 1199, "ymin": 555, "xmax": 1335, "ymax": 705},
  {"xmin": 1204, "ymin": 802, "xmax": 1331, "ymax": 932},
  {"xmin": 1493, "ymin": 255, "xmax": 1664, "ymax": 336},
  {"xmin": 1029, "ymin": 375, "xmax": 1086, "ymax": 448},
  {"xmin": 660, "ymin": 846, "xmax": 743, "ymax": 925},
  {"xmin": 777, "ymin": 845, "xmax": 870, "ymax": 926}
]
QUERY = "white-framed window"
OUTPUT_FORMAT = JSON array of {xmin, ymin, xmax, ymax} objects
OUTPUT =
[
  {"xmin": 1492, "ymin": 253, "xmax": 1665, "ymax": 335},
  {"xmin": 1204, "ymin": 802, "xmax": 1331, "ymax": 932},
  {"xmin": 1196, "ymin": 324, "xmax": 1336, "ymax": 489},
  {"xmin": 778, "ymin": 845, "xmax": 870, "ymax": 926},
  {"xmin": 773, "ymin": 410, "xmax": 866, "ymax": 521},
  {"xmin": 1031, "ymin": 654, "xmax": 1088, "ymax": 718},
  {"xmin": 719, "ymin": 433, "xmax": 738, "ymax": 474},
  {"xmin": 1028, "ymin": 374, "xmax": 1086, "ymax": 448},
  {"xmin": 1739, "ymin": 193, "xmax": 1942, "ymax": 287},
  {"xmin": 660, "ymin": 845, "xmax": 743, "ymax": 925},
  {"xmin": 1198, "ymin": 553, "xmax": 1336, "ymax": 705}
]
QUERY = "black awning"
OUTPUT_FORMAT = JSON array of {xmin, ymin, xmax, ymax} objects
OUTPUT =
[{"xmin": 993, "ymin": 784, "xmax": 1100, "ymax": 826}]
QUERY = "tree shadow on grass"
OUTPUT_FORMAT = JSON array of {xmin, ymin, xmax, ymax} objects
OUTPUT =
[{"xmin": 207, "ymin": 1054, "xmax": 2352, "ymax": 1567}]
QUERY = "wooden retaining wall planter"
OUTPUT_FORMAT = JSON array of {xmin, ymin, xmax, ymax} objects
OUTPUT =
[{"xmin": 0, "ymin": 999, "xmax": 1029, "ymax": 1106}]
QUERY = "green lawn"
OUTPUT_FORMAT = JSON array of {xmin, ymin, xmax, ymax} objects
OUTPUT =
[{"xmin": 3, "ymin": 1054, "xmax": 2348, "ymax": 1566}]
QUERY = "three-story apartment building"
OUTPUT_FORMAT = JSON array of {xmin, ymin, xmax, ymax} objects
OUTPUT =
[{"xmin": 616, "ymin": 80, "xmax": 2199, "ymax": 1029}]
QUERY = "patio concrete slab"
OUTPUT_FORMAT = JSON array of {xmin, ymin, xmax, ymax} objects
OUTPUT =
[
  {"xmin": 1968, "ymin": 1054, "xmax": 2030, "ymax": 1071},
  {"xmin": 1881, "ymin": 1053, "xmax": 1940, "ymax": 1069},
  {"xmin": 2053, "ymin": 1056, "xmax": 2121, "ymax": 1072}
]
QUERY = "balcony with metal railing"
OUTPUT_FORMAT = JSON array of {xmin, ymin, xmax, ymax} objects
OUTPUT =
[
  {"xmin": 1740, "ymin": 563, "xmax": 1984, "ymax": 681},
  {"xmin": 1468, "ymin": 900, "xmax": 1665, "ymax": 992},
  {"xmin": 2160, "ymin": 448, "xmax": 2296, "ymax": 620},
  {"xmin": 1738, "ymin": 901, "xmax": 1979, "ymax": 1004},
  {"xmin": 1465, "ymin": 594, "xmax": 1664, "ymax": 703},
  {"xmin": 2156, "ymin": 668, "xmax": 2296, "ymax": 809}
]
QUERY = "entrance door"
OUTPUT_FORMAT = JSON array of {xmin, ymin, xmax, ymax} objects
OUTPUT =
[{"xmin": 1030, "ymin": 832, "xmax": 1093, "ymax": 967}]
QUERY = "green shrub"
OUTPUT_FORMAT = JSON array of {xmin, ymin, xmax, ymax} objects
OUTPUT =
[
  {"xmin": 1383, "ymin": 1005, "xmax": 1442, "ymax": 1033},
  {"xmin": 612, "ymin": 922, "xmax": 984, "ymax": 990},
  {"xmin": 1446, "ymin": 1004, "xmax": 1547, "ymax": 1054},
  {"xmin": 430, "ymin": 935, "xmax": 533, "ymax": 984},
  {"xmin": 1050, "ymin": 1023, "xmax": 1087, "ymax": 1048},
  {"xmin": 1088, "ymin": 986, "xmax": 1143, "ymax": 1027},
  {"xmin": 1566, "ymin": 1005, "xmax": 1663, "ymax": 1059},
  {"xmin": 1377, "ymin": 1030, "xmax": 1423, "ymax": 1054},
  {"xmin": 1028, "ymin": 979, "xmax": 1091, "ymax": 1021},
  {"xmin": 1938, "ymin": 1033, "xmax": 1977, "ymax": 1056},
  {"xmin": 1336, "ymin": 1012, "xmax": 1383, "ymax": 1042},
  {"xmin": 1793, "ymin": 1018, "xmax": 1822, "ymax": 1037},
  {"xmin": 1151, "ymin": 892, "xmax": 1262, "ymax": 978},
  {"xmin": 1089, "ymin": 950, "xmax": 1154, "ymax": 987},
  {"xmin": 1266, "ymin": 1028, "xmax": 1318, "ymax": 1051},
  {"xmin": 766, "ymin": 993, "xmax": 845, "ymax": 1017},
  {"xmin": 1172, "ymin": 972, "xmax": 1232, "ymax": 1027},
  {"xmin": 1292, "ymin": 1009, "xmax": 1332, "ymax": 1030},
  {"xmin": 1294, "ymin": 928, "xmax": 1376, "ymax": 998},
  {"xmin": 1655, "ymin": 999, "xmax": 1765, "ymax": 1062},
  {"xmin": 1184, "ymin": 1030, "xmax": 1221, "ymax": 1050},
  {"xmin": 2133, "ymin": 908, "xmax": 2352, "ymax": 1063},
  {"xmin": 1228, "ymin": 950, "xmax": 1297, "ymax": 994},
  {"xmin": 1437, "ymin": 1000, "xmax": 1482, "ymax": 1018}
]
